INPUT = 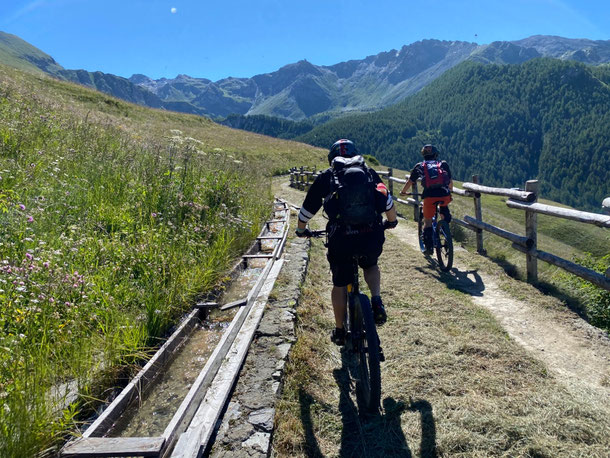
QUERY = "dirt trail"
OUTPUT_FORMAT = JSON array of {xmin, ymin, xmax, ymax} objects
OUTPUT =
[
  {"xmin": 391, "ymin": 218, "xmax": 610, "ymax": 403},
  {"xmin": 277, "ymin": 179, "xmax": 610, "ymax": 404}
]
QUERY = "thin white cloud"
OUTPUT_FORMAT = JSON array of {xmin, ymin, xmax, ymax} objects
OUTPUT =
[
  {"xmin": 543, "ymin": 0, "xmax": 604, "ymax": 37},
  {"xmin": 5, "ymin": 0, "xmax": 48, "ymax": 24}
]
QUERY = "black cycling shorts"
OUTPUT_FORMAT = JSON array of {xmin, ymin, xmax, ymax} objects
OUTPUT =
[{"xmin": 326, "ymin": 226, "xmax": 385, "ymax": 287}]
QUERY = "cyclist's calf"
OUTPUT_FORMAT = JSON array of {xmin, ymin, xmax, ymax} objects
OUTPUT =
[{"xmin": 440, "ymin": 205, "xmax": 452, "ymax": 223}]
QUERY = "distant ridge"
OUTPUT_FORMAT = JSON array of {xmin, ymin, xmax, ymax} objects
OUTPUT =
[{"xmin": 1, "ymin": 32, "xmax": 609, "ymax": 121}]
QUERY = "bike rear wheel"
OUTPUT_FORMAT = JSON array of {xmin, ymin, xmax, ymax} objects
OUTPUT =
[
  {"xmin": 352, "ymin": 294, "xmax": 381, "ymax": 413},
  {"xmin": 417, "ymin": 207, "xmax": 426, "ymax": 253},
  {"xmin": 435, "ymin": 220, "xmax": 453, "ymax": 271}
]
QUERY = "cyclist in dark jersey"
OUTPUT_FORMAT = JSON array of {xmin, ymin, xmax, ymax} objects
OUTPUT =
[
  {"xmin": 400, "ymin": 144, "xmax": 453, "ymax": 254},
  {"xmin": 295, "ymin": 139, "xmax": 398, "ymax": 345}
]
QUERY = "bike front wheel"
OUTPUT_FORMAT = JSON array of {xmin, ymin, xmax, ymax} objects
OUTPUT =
[
  {"xmin": 352, "ymin": 293, "xmax": 381, "ymax": 413},
  {"xmin": 435, "ymin": 220, "xmax": 453, "ymax": 271}
]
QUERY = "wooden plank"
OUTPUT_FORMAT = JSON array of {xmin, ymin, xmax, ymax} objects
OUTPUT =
[
  {"xmin": 511, "ymin": 244, "xmax": 610, "ymax": 291},
  {"xmin": 219, "ymin": 297, "xmax": 247, "ymax": 311},
  {"xmin": 463, "ymin": 182, "xmax": 536, "ymax": 202},
  {"xmin": 161, "ymin": 259, "xmax": 276, "ymax": 456},
  {"xmin": 257, "ymin": 236, "xmax": 283, "ymax": 240},
  {"xmin": 194, "ymin": 302, "xmax": 217, "ymax": 308},
  {"xmin": 388, "ymin": 176, "xmax": 407, "ymax": 185},
  {"xmin": 464, "ymin": 215, "xmax": 533, "ymax": 248},
  {"xmin": 170, "ymin": 260, "xmax": 285, "ymax": 458},
  {"xmin": 274, "ymin": 208, "xmax": 291, "ymax": 259},
  {"xmin": 506, "ymin": 199, "xmax": 610, "ymax": 228},
  {"xmin": 452, "ymin": 217, "xmax": 476, "ymax": 232},
  {"xmin": 452, "ymin": 186, "xmax": 475, "ymax": 197},
  {"xmin": 61, "ymin": 437, "xmax": 164, "ymax": 457},
  {"xmin": 243, "ymin": 254, "xmax": 274, "ymax": 259},
  {"xmin": 79, "ymin": 309, "xmax": 200, "ymax": 439}
]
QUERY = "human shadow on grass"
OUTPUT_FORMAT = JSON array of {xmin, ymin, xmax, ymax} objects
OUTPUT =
[
  {"xmin": 329, "ymin": 351, "xmax": 417, "ymax": 457},
  {"xmin": 408, "ymin": 399, "xmax": 438, "ymax": 457},
  {"xmin": 298, "ymin": 388, "xmax": 325, "ymax": 458}
]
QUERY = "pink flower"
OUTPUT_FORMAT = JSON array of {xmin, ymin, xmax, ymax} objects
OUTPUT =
[
  {"xmin": 18, "ymin": 204, "xmax": 25, "ymax": 211},
  {"xmin": 25, "ymin": 253, "xmax": 33, "ymax": 261},
  {"xmin": 43, "ymin": 261, "xmax": 50, "ymax": 268},
  {"xmin": 27, "ymin": 215, "xmax": 34, "ymax": 223}
]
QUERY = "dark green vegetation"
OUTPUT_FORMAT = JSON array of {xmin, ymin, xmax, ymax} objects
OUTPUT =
[
  {"xmin": 220, "ymin": 114, "xmax": 314, "ymax": 139},
  {"xmin": 297, "ymin": 59, "xmax": 610, "ymax": 212},
  {"xmin": 0, "ymin": 64, "xmax": 325, "ymax": 456}
]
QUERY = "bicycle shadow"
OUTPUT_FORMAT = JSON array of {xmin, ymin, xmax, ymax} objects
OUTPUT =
[{"xmin": 415, "ymin": 264, "xmax": 486, "ymax": 297}]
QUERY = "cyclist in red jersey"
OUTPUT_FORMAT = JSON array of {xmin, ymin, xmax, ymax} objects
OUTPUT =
[{"xmin": 400, "ymin": 144, "xmax": 453, "ymax": 254}]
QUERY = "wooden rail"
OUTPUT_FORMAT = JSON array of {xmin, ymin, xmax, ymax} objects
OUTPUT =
[
  {"xmin": 289, "ymin": 166, "xmax": 610, "ymax": 291},
  {"xmin": 61, "ymin": 200, "xmax": 291, "ymax": 457}
]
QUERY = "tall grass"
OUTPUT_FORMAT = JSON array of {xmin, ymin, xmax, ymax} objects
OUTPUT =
[{"xmin": 0, "ymin": 70, "xmax": 271, "ymax": 455}]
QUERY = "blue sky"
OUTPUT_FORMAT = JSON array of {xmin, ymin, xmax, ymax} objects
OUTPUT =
[{"xmin": 1, "ymin": 0, "xmax": 608, "ymax": 81}]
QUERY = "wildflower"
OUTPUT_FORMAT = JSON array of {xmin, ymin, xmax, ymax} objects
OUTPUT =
[
  {"xmin": 18, "ymin": 204, "xmax": 25, "ymax": 211},
  {"xmin": 25, "ymin": 253, "xmax": 33, "ymax": 261},
  {"xmin": 27, "ymin": 215, "xmax": 34, "ymax": 223},
  {"xmin": 43, "ymin": 261, "xmax": 49, "ymax": 268}
]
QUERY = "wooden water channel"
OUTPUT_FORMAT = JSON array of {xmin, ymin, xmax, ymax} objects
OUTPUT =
[{"xmin": 61, "ymin": 200, "xmax": 291, "ymax": 458}]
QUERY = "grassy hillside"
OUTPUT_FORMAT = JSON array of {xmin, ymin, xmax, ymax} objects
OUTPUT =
[
  {"xmin": 0, "ymin": 63, "xmax": 326, "ymax": 456},
  {"xmin": 297, "ymin": 59, "xmax": 610, "ymax": 212},
  {"xmin": 0, "ymin": 31, "xmax": 64, "ymax": 77}
]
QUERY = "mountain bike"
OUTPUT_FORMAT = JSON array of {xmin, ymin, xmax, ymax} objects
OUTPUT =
[
  {"xmin": 310, "ymin": 229, "xmax": 382, "ymax": 413},
  {"xmin": 414, "ymin": 196, "xmax": 453, "ymax": 271}
]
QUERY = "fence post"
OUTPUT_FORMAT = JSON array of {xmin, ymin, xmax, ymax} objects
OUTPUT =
[
  {"xmin": 387, "ymin": 167, "xmax": 394, "ymax": 196},
  {"xmin": 525, "ymin": 180, "xmax": 539, "ymax": 283},
  {"xmin": 413, "ymin": 180, "xmax": 420, "ymax": 222},
  {"xmin": 299, "ymin": 166, "xmax": 305, "ymax": 190},
  {"xmin": 472, "ymin": 175, "xmax": 485, "ymax": 254},
  {"xmin": 290, "ymin": 168, "xmax": 295, "ymax": 187}
]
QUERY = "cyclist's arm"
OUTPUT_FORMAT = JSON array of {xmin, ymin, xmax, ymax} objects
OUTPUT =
[
  {"xmin": 297, "ymin": 172, "xmax": 329, "ymax": 229},
  {"xmin": 399, "ymin": 180, "xmax": 413, "ymax": 195},
  {"xmin": 441, "ymin": 161, "xmax": 453, "ymax": 192},
  {"xmin": 400, "ymin": 165, "xmax": 420, "ymax": 195},
  {"xmin": 385, "ymin": 204, "xmax": 397, "ymax": 223}
]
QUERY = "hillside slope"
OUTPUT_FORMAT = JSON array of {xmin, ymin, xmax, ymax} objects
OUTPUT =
[
  {"xmin": 297, "ymin": 59, "xmax": 610, "ymax": 211},
  {"xmin": 0, "ymin": 63, "xmax": 326, "ymax": 456}
]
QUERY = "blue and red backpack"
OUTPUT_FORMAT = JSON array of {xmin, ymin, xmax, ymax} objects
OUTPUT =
[{"xmin": 421, "ymin": 160, "xmax": 450, "ymax": 189}]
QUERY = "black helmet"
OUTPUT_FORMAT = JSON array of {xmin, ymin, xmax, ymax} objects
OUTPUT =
[
  {"xmin": 328, "ymin": 139, "xmax": 357, "ymax": 164},
  {"xmin": 421, "ymin": 144, "xmax": 439, "ymax": 159}
]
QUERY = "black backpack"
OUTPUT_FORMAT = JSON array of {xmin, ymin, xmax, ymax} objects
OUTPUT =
[{"xmin": 324, "ymin": 155, "xmax": 378, "ymax": 226}]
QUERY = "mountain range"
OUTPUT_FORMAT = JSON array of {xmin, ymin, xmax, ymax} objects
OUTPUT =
[{"xmin": 1, "ymin": 31, "xmax": 609, "ymax": 122}]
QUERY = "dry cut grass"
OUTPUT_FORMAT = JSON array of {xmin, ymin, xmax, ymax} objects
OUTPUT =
[{"xmin": 272, "ymin": 186, "xmax": 610, "ymax": 457}]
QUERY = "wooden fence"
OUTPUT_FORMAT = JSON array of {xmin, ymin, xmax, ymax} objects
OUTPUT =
[{"xmin": 289, "ymin": 166, "xmax": 610, "ymax": 291}]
